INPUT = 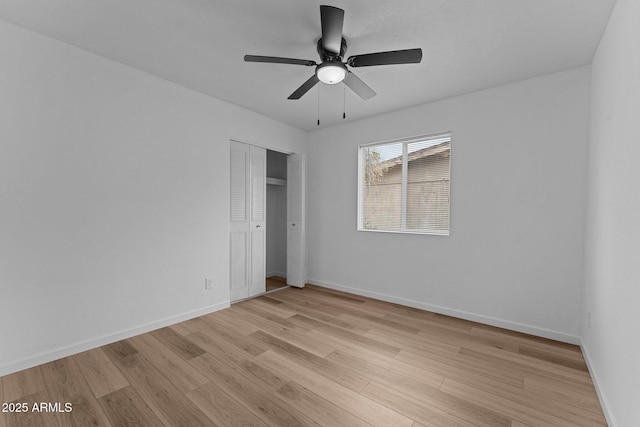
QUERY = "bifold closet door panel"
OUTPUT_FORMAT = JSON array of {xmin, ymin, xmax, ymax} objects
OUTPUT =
[
  {"xmin": 249, "ymin": 145, "xmax": 266, "ymax": 297},
  {"xmin": 229, "ymin": 141, "xmax": 251, "ymax": 301},
  {"xmin": 287, "ymin": 153, "xmax": 306, "ymax": 288}
]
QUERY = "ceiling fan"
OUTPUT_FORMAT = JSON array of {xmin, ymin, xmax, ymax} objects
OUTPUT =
[{"xmin": 244, "ymin": 5, "xmax": 422, "ymax": 101}]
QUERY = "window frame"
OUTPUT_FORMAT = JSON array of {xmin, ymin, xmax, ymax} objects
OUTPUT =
[{"xmin": 357, "ymin": 131, "xmax": 452, "ymax": 236}]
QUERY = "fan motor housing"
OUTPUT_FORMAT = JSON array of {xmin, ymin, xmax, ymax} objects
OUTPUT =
[{"xmin": 317, "ymin": 37, "xmax": 347, "ymax": 61}]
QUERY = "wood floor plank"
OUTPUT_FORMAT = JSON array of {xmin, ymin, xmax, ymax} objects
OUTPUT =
[
  {"xmin": 471, "ymin": 323, "xmax": 582, "ymax": 352},
  {"xmin": 103, "ymin": 339, "xmax": 138, "ymax": 360},
  {"xmin": 40, "ymin": 357, "xmax": 113, "ymax": 427},
  {"xmin": 187, "ymin": 381, "xmax": 268, "ymax": 427},
  {"xmin": 365, "ymin": 327, "xmax": 460, "ymax": 359},
  {"xmin": 193, "ymin": 315, "xmax": 269, "ymax": 357},
  {"xmin": 190, "ymin": 352, "xmax": 319, "ymax": 427},
  {"xmin": 396, "ymin": 349, "xmax": 525, "ymax": 389},
  {"xmin": 311, "ymin": 287, "xmax": 441, "ymax": 327},
  {"xmin": 398, "ymin": 352, "xmax": 605, "ymax": 426},
  {"xmin": 382, "ymin": 312, "xmax": 457, "ymax": 333},
  {"xmin": 187, "ymin": 330, "xmax": 267, "ymax": 367},
  {"xmin": 442, "ymin": 370, "xmax": 607, "ymax": 427},
  {"xmin": 412, "ymin": 321, "xmax": 521, "ymax": 356},
  {"xmin": 330, "ymin": 351, "xmax": 509, "ymax": 427},
  {"xmin": 72, "ymin": 347, "xmax": 129, "ymax": 398},
  {"xmin": 99, "ymin": 385, "xmax": 165, "ymax": 427},
  {"xmin": 291, "ymin": 313, "xmax": 401, "ymax": 358},
  {"xmin": 4, "ymin": 391, "xmax": 52, "ymax": 427},
  {"xmin": 361, "ymin": 380, "xmax": 487, "ymax": 427},
  {"xmin": 268, "ymin": 288, "xmax": 348, "ymax": 317},
  {"xmin": 522, "ymin": 375, "xmax": 600, "ymax": 405},
  {"xmin": 107, "ymin": 351, "xmax": 212, "ymax": 426},
  {"xmin": 326, "ymin": 349, "xmax": 445, "ymax": 389},
  {"xmin": 227, "ymin": 308, "xmax": 335, "ymax": 357},
  {"xmin": 278, "ymin": 300, "xmax": 370, "ymax": 333},
  {"xmin": 340, "ymin": 312, "xmax": 422, "ymax": 335},
  {"xmin": 299, "ymin": 293, "xmax": 394, "ymax": 322},
  {"xmin": 260, "ymin": 295, "xmax": 285, "ymax": 305},
  {"xmin": 186, "ymin": 330, "xmax": 288, "ymax": 391},
  {"xmin": 440, "ymin": 378, "xmax": 601, "ymax": 427},
  {"xmin": 327, "ymin": 351, "xmax": 439, "ymax": 395},
  {"xmin": 251, "ymin": 330, "xmax": 372, "ymax": 392},
  {"xmin": 127, "ymin": 333, "xmax": 209, "ymax": 394},
  {"xmin": 2, "ymin": 366, "xmax": 46, "ymax": 403},
  {"xmin": 210, "ymin": 309, "xmax": 263, "ymax": 336},
  {"xmin": 276, "ymin": 381, "xmax": 373, "ymax": 427},
  {"xmin": 250, "ymin": 296, "xmax": 300, "ymax": 318},
  {"xmin": 150, "ymin": 326, "xmax": 206, "ymax": 361},
  {"xmin": 385, "ymin": 381, "xmax": 512, "ymax": 427},
  {"xmin": 517, "ymin": 345, "xmax": 588, "ymax": 372},
  {"xmin": 457, "ymin": 347, "xmax": 593, "ymax": 385},
  {"xmin": 304, "ymin": 328, "xmax": 392, "ymax": 363},
  {"xmin": 257, "ymin": 349, "xmax": 414, "ymax": 427},
  {"xmin": 234, "ymin": 300, "xmax": 312, "ymax": 331},
  {"xmin": 188, "ymin": 332, "xmax": 322, "ymax": 426},
  {"xmin": 429, "ymin": 313, "xmax": 476, "ymax": 331}
]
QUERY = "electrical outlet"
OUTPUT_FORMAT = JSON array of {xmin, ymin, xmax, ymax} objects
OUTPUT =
[{"xmin": 205, "ymin": 278, "xmax": 214, "ymax": 290}]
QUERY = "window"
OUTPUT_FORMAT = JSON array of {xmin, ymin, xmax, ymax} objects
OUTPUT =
[{"xmin": 358, "ymin": 132, "xmax": 451, "ymax": 235}]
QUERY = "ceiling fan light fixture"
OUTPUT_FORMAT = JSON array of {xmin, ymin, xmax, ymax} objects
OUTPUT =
[
  {"xmin": 316, "ymin": 62, "xmax": 347, "ymax": 84},
  {"xmin": 245, "ymin": 6, "xmax": 421, "ymax": 100}
]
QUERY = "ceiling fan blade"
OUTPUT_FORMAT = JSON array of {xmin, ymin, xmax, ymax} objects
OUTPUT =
[
  {"xmin": 344, "ymin": 72, "xmax": 376, "ymax": 100},
  {"xmin": 320, "ymin": 5, "xmax": 344, "ymax": 55},
  {"xmin": 288, "ymin": 75, "xmax": 320, "ymax": 99},
  {"xmin": 244, "ymin": 55, "xmax": 316, "ymax": 66},
  {"xmin": 348, "ymin": 48, "xmax": 423, "ymax": 67}
]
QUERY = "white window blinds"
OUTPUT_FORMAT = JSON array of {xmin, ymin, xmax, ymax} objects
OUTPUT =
[{"xmin": 358, "ymin": 133, "xmax": 451, "ymax": 235}]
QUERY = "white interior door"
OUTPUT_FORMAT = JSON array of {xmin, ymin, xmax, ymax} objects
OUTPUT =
[
  {"xmin": 229, "ymin": 141, "xmax": 250, "ymax": 301},
  {"xmin": 287, "ymin": 153, "xmax": 306, "ymax": 287},
  {"xmin": 249, "ymin": 145, "xmax": 266, "ymax": 297}
]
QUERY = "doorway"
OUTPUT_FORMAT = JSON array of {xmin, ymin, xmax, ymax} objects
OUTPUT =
[
  {"xmin": 229, "ymin": 140, "xmax": 305, "ymax": 302},
  {"xmin": 266, "ymin": 149, "xmax": 288, "ymax": 292}
]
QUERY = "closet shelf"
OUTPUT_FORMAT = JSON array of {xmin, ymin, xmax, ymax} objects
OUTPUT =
[{"xmin": 266, "ymin": 177, "xmax": 287, "ymax": 186}]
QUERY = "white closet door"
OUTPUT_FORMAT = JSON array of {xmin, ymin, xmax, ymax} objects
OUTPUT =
[
  {"xmin": 287, "ymin": 153, "xmax": 306, "ymax": 288},
  {"xmin": 229, "ymin": 141, "xmax": 250, "ymax": 301},
  {"xmin": 249, "ymin": 145, "xmax": 266, "ymax": 297}
]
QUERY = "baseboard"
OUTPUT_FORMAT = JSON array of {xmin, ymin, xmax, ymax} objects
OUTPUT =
[
  {"xmin": 580, "ymin": 339, "xmax": 617, "ymax": 427},
  {"xmin": 0, "ymin": 301, "xmax": 230, "ymax": 377},
  {"xmin": 307, "ymin": 278, "xmax": 580, "ymax": 345},
  {"xmin": 267, "ymin": 271, "xmax": 286, "ymax": 279}
]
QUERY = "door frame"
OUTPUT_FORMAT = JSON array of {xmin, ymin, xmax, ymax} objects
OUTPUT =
[{"xmin": 228, "ymin": 138, "xmax": 306, "ymax": 301}]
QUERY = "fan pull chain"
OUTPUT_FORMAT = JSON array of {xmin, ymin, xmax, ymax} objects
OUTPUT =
[
  {"xmin": 343, "ymin": 84, "xmax": 346, "ymax": 119},
  {"xmin": 317, "ymin": 85, "xmax": 321, "ymax": 126}
]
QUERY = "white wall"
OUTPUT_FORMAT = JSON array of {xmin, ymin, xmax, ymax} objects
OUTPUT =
[
  {"xmin": 582, "ymin": 0, "xmax": 640, "ymax": 425},
  {"xmin": 0, "ymin": 20, "xmax": 306, "ymax": 375},
  {"xmin": 307, "ymin": 67, "xmax": 590, "ymax": 342},
  {"xmin": 266, "ymin": 185, "xmax": 287, "ymax": 277}
]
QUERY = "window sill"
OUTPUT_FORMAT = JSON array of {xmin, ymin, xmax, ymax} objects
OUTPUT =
[{"xmin": 357, "ymin": 228, "xmax": 449, "ymax": 236}]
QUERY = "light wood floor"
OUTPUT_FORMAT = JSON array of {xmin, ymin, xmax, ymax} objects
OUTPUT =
[{"xmin": 1, "ymin": 285, "xmax": 606, "ymax": 427}]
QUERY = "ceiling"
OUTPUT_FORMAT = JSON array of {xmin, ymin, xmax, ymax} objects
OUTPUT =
[{"xmin": 0, "ymin": 0, "xmax": 615, "ymax": 130}]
